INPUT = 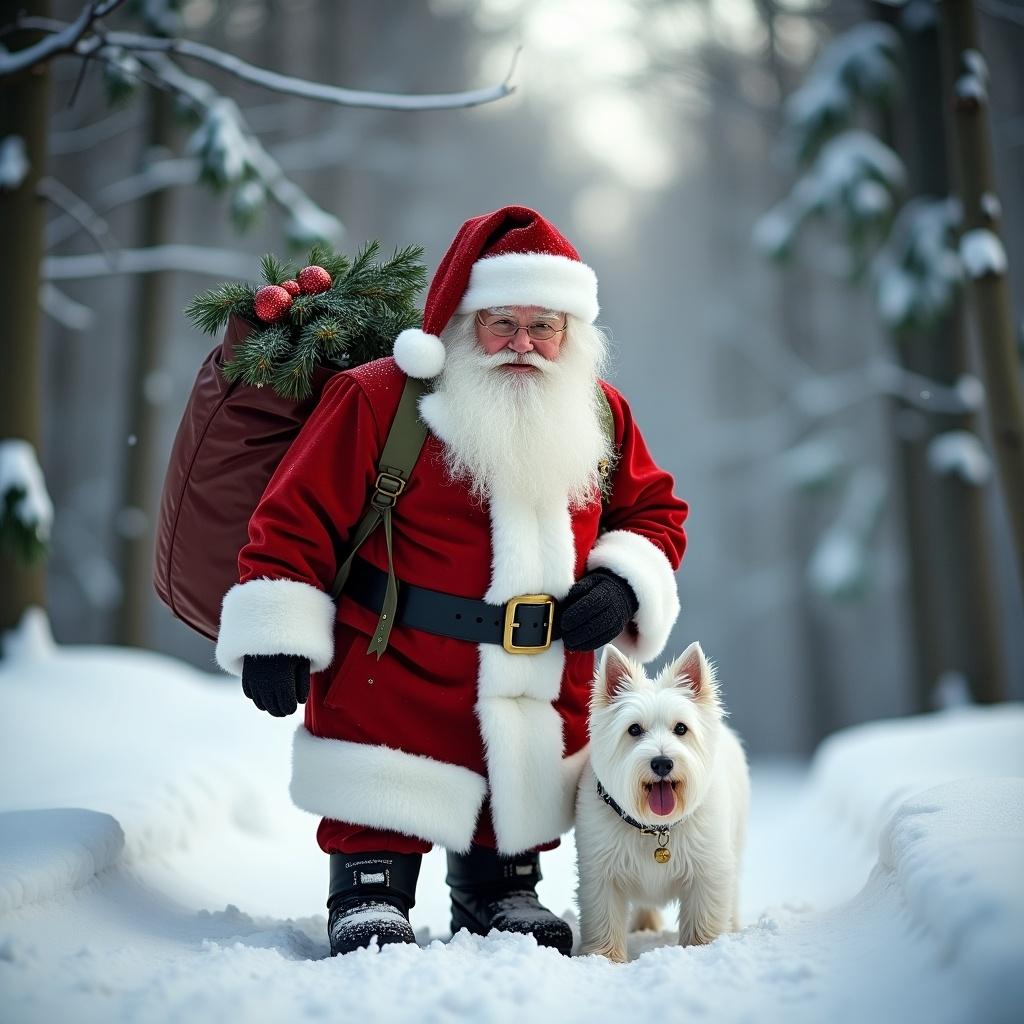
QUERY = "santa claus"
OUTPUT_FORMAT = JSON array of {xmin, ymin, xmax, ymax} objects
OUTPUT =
[{"xmin": 214, "ymin": 205, "xmax": 689, "ymax": 956}]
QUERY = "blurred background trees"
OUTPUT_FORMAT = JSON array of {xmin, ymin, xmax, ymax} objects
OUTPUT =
[{"xmin": 3, "ymin": 0, "xmax": 1021, "ymax": 754}]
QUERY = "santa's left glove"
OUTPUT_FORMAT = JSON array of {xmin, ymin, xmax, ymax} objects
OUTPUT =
[
  {"xmin": 241, "ymin": 653, "xmax": 310, "ymax": 717},
  {"xmin": 560, "ymin": 568, "xmax": 639, "ymax": 652}
]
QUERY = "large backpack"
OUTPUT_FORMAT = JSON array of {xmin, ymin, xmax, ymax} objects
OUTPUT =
[{"xmin": 154, "ymin": 312, "xmax": 615, "ymax": 653}]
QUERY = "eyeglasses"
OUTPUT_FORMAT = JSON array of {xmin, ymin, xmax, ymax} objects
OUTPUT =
[{"xmin": 475, "ymin": 311, "xmax": 568, "ymax": 342}]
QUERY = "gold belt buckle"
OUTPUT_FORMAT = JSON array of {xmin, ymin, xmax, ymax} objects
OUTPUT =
[{"xmin": 503, "ymin": 594, "xmax": 555, "ymax": 654}]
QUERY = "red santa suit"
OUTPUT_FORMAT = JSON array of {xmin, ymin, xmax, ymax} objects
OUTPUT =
[{"xmin": 214, "ymin": 206, "xmax": 689, "ymax": 857}]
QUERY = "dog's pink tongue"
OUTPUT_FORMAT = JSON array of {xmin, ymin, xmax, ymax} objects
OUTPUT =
[{"xmin": 648, "ymin": 781, "xmax": 674, "ymax": 816}]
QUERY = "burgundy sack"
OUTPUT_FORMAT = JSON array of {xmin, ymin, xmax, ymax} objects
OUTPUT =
[{"xmin": 154, "ymin": 314, "xmax": 338, "ymax": 641}]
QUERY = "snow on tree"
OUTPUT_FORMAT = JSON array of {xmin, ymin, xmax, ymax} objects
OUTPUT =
[
  {"xmin": 782, "ymin": 22, "xmax": 903, "ymax": 165},
  {"xmin": 806, "ymin": 467, "xmax": 886, "ymax": 600},
  {"xmin": 873, "ymin": 197, "xmax": 963, "ymax": 332},
  {"xmin": 959, "ymin": 228, "xmax": 1008, "ymax": 279},
  {"xmin": 0, "ymin": 440, "xmax": 54, "ymax": 564},
  {"xmin": 0, "ymin": 135, "xmax": 29, "ymax": 190},
  {"xmin": 927, "ymin": 430, "xmax": 992, "ymax": 487},
  {"xmin": 755, "ymin": 131, "xmax": 905, "ymax": 275}
]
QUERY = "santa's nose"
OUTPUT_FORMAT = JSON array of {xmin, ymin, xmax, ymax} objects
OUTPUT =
[
  {"xmin": 507, "ymin": 331, "xmax": 535, "ymax": 354},
  {"xmin": 650, "ymin": 757, "xmax": 673, "ymax": 778}
]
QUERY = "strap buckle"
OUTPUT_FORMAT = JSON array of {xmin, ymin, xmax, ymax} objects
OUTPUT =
[
  {"xmin": 502, "ymin": 594, "xmax": 556, "ymax": 654},
  {"xmin": 371, "ymin": 471, "xmax": 407, "ymax": 510}
]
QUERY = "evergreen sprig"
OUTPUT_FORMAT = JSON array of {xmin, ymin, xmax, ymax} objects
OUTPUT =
[
  {"xmin": 0, "ymin": 487, "xmax": 48, "ymax": 565},
  {"xmin": 184, "ymin": 242, "xmax": 427, "ymax": 399},
  {"xmin": 183, "ymin": 280, "xmax": 256, "ymax": 335}
]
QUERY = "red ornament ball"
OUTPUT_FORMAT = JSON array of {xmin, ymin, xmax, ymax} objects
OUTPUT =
[
  {"xmin": 280, "ymin": 279, "xmax": 301, "ymax": 297},
  {"xmin": 298, "ymin": 265, "xmax": 332, "ymax": 295},
  {"xmin": 254, "ymin": 284, "xmax": 293, "ymax": 323}
]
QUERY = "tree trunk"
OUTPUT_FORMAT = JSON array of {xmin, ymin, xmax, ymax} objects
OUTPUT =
[
  {"xmin": 0, "ymin": 0, "xmax": 51, "ymax": 646},
  {"xmin": 880, "ymin": 0, "xmax": 1006, "ymax": 703},
  {"xmin": 114, "ymin": 88, "xmax": 177, "ymax": 648},
  {"xmin": 938, "ymin": 0, "xmax": 1024, "ymax": 594}
]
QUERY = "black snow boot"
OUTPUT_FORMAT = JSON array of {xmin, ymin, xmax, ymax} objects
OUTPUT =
[
  {"xmin": 327, "ymin": 851, "xmax": 421, "ymax": 956},
  {"xmin": 446, "ymin": 844, "xmax": 573, "ymax": 955}
]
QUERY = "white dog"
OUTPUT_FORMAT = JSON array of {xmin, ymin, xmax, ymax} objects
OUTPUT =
[{"xmin": 575, "ymin": 642, "xmax": 749, "ymax": 961}]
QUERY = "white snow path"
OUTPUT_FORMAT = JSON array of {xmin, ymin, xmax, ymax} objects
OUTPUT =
[{"xmin": 0, "ymin": 617, "xmax": 1021, "ymax": 1023}]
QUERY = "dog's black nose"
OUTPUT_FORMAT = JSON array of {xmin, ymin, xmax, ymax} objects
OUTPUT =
[{"xmin": 650, "ymin": 757, "xmax": 673, "ymax": 778}]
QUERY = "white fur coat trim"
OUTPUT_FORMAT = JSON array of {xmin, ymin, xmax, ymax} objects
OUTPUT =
[
  {"xmin": 289, "ymin": 726, "xmax": 488, "ymax": 852},
  {"xmin": 417, "ymin": 396, "xmax": 584, "ymax": 852},
  {"xmin": 215, "ymin": 577, "xmax": 336, "ymax": 676},
  {"xmin": 456, "ymin": 253, "xmax": 599, "ymax": 324},
  {"xmin": 587, "ymin": 529, "xmax": 680, "ymax": 663}
]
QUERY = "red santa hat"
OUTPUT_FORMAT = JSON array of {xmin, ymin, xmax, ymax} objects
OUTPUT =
[{"xmin": 393, "ymin": 205, "xmax": 600, "ymax": 379}]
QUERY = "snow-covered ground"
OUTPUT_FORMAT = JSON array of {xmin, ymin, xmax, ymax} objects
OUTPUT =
[{"xmin": 1, "ymin": 609, "xmax": 1021, "ymax": 1023}]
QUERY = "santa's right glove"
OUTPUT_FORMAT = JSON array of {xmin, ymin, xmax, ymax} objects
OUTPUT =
[{"xmin": 241, "ymin": 653, "xmax": 310, "ymax": 717}]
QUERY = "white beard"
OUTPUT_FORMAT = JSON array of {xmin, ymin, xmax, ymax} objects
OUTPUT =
[{"xmin": 431, "ymin": 313, "xmax": 612, "ymax": 510}]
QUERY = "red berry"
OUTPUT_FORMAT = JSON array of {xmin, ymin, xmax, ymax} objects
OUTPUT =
[
  {"xmin": 254, "ymin": 284, "xmax": 293, "ymax": 323},
  {"xmin": 298, "ymin": 265, "xmax": 332, "ymax": 295},
  {"xmin": 281, "ymin": 279, "xmax": 301, "ymax": 297}
]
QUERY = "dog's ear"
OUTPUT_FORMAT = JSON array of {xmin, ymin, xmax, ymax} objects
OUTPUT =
[
  {"xmin": 592, "ymin": 645, "xmax": 634, "ymax": 708},
  {"xmin": 670, "ymin": 642, "xmax": 720, "ymax": 706}
]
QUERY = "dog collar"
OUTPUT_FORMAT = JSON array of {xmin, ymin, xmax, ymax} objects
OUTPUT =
[{"xmin": 596, "ymin": 779, "xmax": 676, "ymax": 863}]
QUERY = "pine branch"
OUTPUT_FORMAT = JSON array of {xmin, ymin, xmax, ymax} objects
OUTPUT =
[
  {"xmin": 184, "ymin": 281, "xmax": 256, "ymax": 334},
  {"xmin": 188, "ymin": 240, "xmax": 427, "ymax": 398},
  {"xmin": 259, "ymin": 252, "xmax": 296, "ymax": 285}
]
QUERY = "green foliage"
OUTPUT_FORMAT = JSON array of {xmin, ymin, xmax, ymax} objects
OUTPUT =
[
  {"xmin": 184, "ymin": 281, "xmax": 257, "ymax": 335},
  {"xmin": 231, "ymin": 180, "xmax": 267, "ymax": 232},
  {"xmin": 184, "ymin": 243, "xmax": 428, "ymax": 399},
  {"xmin": 0, "ymin": 487, "xmax": 48, "ymax": 565},
  {"xmin": 784, "ymin": 23, "xmax": 903, "ymax": 166},
  {"xmin": 102, "ymin": 49, "xmax": 143, "ymax": 106}
]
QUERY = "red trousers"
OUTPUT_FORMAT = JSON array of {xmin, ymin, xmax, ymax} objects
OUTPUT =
[{"xmin": 317, "ymin": 796, "xmax": 560, "ymax": 855}]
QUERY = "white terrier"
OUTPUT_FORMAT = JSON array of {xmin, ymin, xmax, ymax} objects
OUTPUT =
[{"xmin": 575, "ymin": 642, "xmax": 749, "ymax": 961}]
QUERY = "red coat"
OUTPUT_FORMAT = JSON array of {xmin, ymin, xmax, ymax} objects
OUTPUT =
[{"xmin": 215, "ymin": 357, "xmax": 688, "ymax": 854}]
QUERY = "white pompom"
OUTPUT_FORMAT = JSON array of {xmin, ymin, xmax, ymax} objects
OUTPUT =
[{"xmin": 393, "ymin": 328, "xmax": 446, "ymax": 379}]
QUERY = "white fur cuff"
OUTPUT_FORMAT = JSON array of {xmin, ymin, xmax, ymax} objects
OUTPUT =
[
  {"xmin": 290, "ymin": 727, "xmax": 488, "ymax": 851},
  {"xmin": 393, "ymin": 327, "xmax": 446, "ymax": 379},
  {"xmin": 587, "ymin": 529, "xmax": 680, "ymax": 663},
  {"xmin": 215, "ymin": 578, "xmax": 336, "ymax": 676}
]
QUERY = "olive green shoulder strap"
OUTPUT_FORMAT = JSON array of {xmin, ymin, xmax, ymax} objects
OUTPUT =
[
  {"xmin": 596, "ymin": 382, "xmax": 617, "ymax": 503},
  {"xmin": 330, "ymin": 375, "xmax": 428, "ymax": 659}
]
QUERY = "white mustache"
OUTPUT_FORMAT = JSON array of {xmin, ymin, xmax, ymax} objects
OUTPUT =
[{"xmin": 482, "ymin": 350, "xmax": 552, "ymax": 373}]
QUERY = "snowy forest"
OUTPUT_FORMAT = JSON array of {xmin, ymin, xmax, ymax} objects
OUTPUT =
[{"xmin": 1, "ymin": 0, "xmax": 1022, "ymax": 1021}]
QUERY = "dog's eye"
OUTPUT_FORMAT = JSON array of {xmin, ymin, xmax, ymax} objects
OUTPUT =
[
  {"xmin": 627, "ymin": 723, "xmax": 644, "ymax": 738},
  {"xmin": 674, "ymin": 722, "xmax": 688, "ymax": 736}
]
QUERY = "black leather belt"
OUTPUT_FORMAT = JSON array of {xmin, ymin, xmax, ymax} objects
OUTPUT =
[{"xmin": 345, "ymin": 559, "xmax": 562, "ymax": 654}]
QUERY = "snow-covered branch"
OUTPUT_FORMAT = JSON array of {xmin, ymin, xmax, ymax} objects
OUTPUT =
[
  {"xmin": 0, "ymin": 440, "xmax": 54, "ymax": 563},
  {"xmin": 807, "ymin": 466, "xmax": 887, "ymax": 600},
  {"xmin": 0, "ymin": 0, "xmax": 128, "ymax": 77},
  {"xmin": 7, "ymin": 13, "xmax": 519, "ymax": 111},
  {"xmin": 39, "ymin": 283, "xmax": 96, "ymax": 331},
  {"xmin": 782, "ymin": 22, "xmax": 902, "ymax": 165},
  {"xmin": 129, "ymin": 51, "xmax": 343, "ymax": 246},
  {"xmin": 42, "ymin": 245, "xmax": 255, "ymax": 281},
  {"xmin": 37, "ymin": 177, "xmax": 116, "ymax": 263}
]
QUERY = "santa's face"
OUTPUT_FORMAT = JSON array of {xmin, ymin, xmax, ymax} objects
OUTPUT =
[
  {"xmin": 433, "ymin": 309, "xmax": 610, "ymax": 510},
  {"xmin": 473, "ymin": 305, "xmax": 567, "ymax": 376}
]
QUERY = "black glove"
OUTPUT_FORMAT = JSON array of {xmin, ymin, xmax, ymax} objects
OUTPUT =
[
  {"xmin": 241, "ymin": 653, "xmax": 310, "ymax": 717},
  {"xmin": 560, "ymin": 568, "xmax": 639, "ymax": 652}
]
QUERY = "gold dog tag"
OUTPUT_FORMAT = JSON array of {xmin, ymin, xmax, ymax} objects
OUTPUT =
[{"xmin": 654, "ymin": 847, "xmax": 671, "ymax": 864}]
